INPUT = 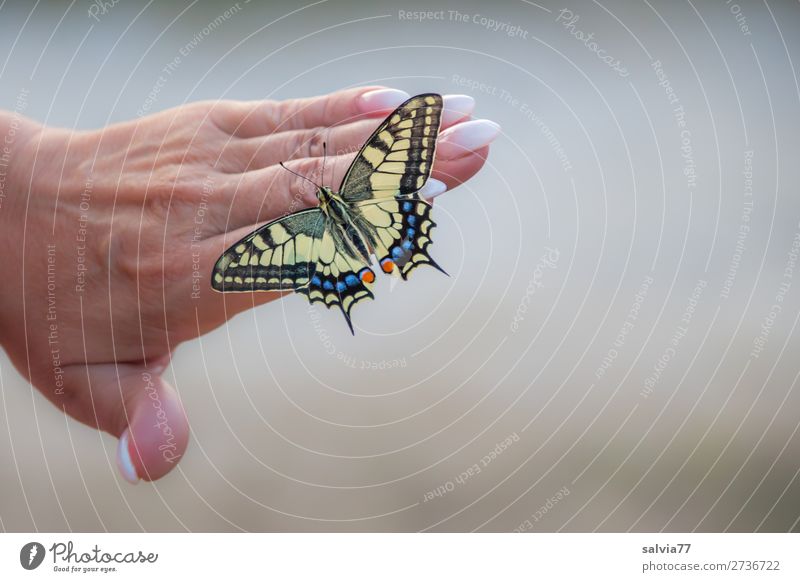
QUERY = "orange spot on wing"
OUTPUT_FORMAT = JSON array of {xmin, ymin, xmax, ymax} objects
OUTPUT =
[
  {"xmin": 381, "ymin": 259, "xmax": 395, "ymax": 273},
  {"xmin": 359, "ymin": 268, "xmax": 375, "ymax": 284}
]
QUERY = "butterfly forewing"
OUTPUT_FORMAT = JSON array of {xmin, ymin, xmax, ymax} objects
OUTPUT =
[{"xmin": 339, "ymin": 93, "xmax": 442, "ymax": 202}]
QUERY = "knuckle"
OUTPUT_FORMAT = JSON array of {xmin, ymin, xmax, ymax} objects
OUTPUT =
[
  {"xmin": 109, "ymin": 226, "xmax": 146, "ymax": 280},
  {"xmin": 112, "ymin": 179, "xmax": 207, "ymax": 284},
  {"xmin": 111, "ymin": 225, "xmax": 185, "ymax": 285},
  {"xmin": 228, "ymin": 99, "xmax": 279, "ymax": 135},
  {"xmin": 293, "ymin": 128, "xmax": 325, "ymax": 160},
  {"xmin": 261, "ymin": 100, "xmax": 282, "ymax": 132},
  {"xmin": 171, "ymin": 174, "xmax": 203, "ymax": 203},
  {"xmin": 141, "ymin": 176, "xmax": 178, "ymax": 217},
  {"xmin": 107, "ymin": 218, "xmax": 160, "ymax": 282},
  {"xmin": 144, "ymin": 174, "xmax": 202, "ymax": 212},
  {"xmin": 189, "ymin": 100, "xmax": 231, "ymax": 127},
  {"xmin": 293, "ymin": 157, "xmax": 322, "ymax": 184},
  {"xmin": 275, "ymin": 99, "xmax": 301, "ymax": 132}
]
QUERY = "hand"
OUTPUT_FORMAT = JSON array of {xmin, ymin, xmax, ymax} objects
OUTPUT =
[{"xmin": 0, "ymin": 87, "xmax": 499, "ymax": 484}]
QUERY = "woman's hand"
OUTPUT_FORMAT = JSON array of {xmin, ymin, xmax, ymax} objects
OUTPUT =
[{"xmin": 0, "ymin": 87, "xmax": 499, "ymax": 484}]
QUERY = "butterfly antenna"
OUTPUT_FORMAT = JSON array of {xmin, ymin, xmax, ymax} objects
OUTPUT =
[
  {"xmin": 321, "ymin": 141, "xmax": 327, "ymax": 187},
  {"xmin": 279, "ymin": 162, "xmax": 321, "ymax": 190}
]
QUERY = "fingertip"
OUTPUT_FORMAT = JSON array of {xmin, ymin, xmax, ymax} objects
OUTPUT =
[
  {"xmin": 125, "ymin": 375, "xmax": 190, "ymax": 482},
  {"xmin": 438, "ymin": 119, "xmax": 501, "ymax": 160},
  {"xmin": 441, "ymin": 94, "xmax": 475, "ymax": 126},
  {"xmin": 357, "ymin": 88, "xmax": 411, "ymax": 114},
  {"xmin": 433, "ymin": 145, "xmax": 491, "ymax": 189},
  {"xmin": 420, "ymin": 177, "xmax": 448, "ymax": 200},
  {"xmin": 147, "ymin": 354, "xmax": 171, "ymax": 376}
]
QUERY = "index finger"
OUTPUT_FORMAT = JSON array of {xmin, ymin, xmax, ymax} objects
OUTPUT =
[{"xmin": 216, "ymin": 87, "xmax": 412, "ymax": 138}]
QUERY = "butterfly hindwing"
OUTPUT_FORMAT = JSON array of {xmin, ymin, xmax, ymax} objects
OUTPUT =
[
  {"xmin": 353, "ymin": 197, "xmax": 446, "ymax": 280},
  {"xmin": 297, "ymin": 227, "xmax": 375, "ymax": 334},
  {"xmin": 339, "ymin": 93, "xmax": 443, "ymax": 202},
  {"xmin": 211, "ymin": 208, "xmax": 325, "ymax": 292}
]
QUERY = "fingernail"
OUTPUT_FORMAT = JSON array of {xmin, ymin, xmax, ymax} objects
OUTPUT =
[
  {"xmin": 150, "ymin": 364, "xmax": 168, "ymax": 376},
  {"xmin": 358, "ymin": 89, "xmax": 411, "ymax": 113},
  {"xmin": 438, "ymin": 119, "xmax": 501, "ymax": 160},
  {"xmin": 148, "ymin": 355, "xmax": 171, "ymax": 376},
  {"xmin": 116, "ymin": 429, "xmax": 140, "ymax": 484},
  {"xmin": 441, "ymin": 94, "xmax": 475, "ymax": 126},
  {"xmin": 419, "ymin": 177, "xmax": 447, "ymax": 200}
]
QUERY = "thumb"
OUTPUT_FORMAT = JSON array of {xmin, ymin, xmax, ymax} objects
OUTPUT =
[
  {"xmin": 115, "ymin": 365, "xmax": 189, "ymax": 484},
  {"xmin": 56, "ymin": 360, "xmax": 190, "ymax": 484}
]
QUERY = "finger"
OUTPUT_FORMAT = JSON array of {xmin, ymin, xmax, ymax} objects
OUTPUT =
[
  {"xmin": 214, "ymin": 86, "xmax": 411, "ymax": 138},
  {"xmin": 221, "ymin": 94, "xmax": 478, "ymax": 173},
  {"xmin": 55, "ymin": 360, "xmax": 189, "ymax": 484},
  {"xmin": 221, "ymin": 119, "xmax": 382, "ymax": 174},
  {"xmin": 118, "ymin": 370, "xmax": 188, "ymax": 483},
  {"xmin": 437, "ymin": 119, "xmax": 501, "ymax": 162},
  {"xmin": 431, "ymin": 145, "xmax": 491, "ymax": 191}
]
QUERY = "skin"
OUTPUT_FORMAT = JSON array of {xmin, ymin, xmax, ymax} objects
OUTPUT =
[{"xmin": 0, "ymin": 86, "xmax": 489, "ymax": 482}]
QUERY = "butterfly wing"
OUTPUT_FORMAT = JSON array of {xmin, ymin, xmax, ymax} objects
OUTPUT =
[
  {"xmin": 297, "ymin": 225, "xmax": 376, "ymax": 334},
  {"xmin": 211, "ymin": 208, "xmax": 326, "ymax": 292},
  {"xmin": 339, "ymin": 93, "xmax": 442, "ymax": 202},
  {"xmin": 353, "ymin": 197, "xmax": 446, "ymax": 280}
]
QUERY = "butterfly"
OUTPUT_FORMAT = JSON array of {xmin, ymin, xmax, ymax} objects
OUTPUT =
[{"xmin": 211, "ymin": 93, "xmax": 447, "ymax": 334}]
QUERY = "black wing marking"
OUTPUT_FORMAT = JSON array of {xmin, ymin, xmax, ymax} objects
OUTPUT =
[{"xmin": 339, "ymin": 93, "xmax": 443, "ymax": 202}]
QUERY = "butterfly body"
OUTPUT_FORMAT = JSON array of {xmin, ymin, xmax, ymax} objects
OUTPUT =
[
  {"xmin": 212, "ymin": 93, "xmax": 446, "ymax": 333},
  {"xmin": 314, "ymin": 186, "xmax": 372, "ymax": 263}
]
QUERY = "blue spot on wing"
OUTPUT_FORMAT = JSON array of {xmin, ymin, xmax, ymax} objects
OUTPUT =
[
  {"xmin": 392, "ymin": 246, "xmax": 403, "ymax": 259},
  {"xmin": 323, "ymin": 280, "xmax": 334, "ymax": 291},
  {"xmin": 311, "ymin": 275, "xmax": 321, "ymax": 286},
  {"xmin": 407, "ymin": 228, "xmax": 415, "ymax": 238},
  {"xmin": 345, "ymin": 274, "xmax": 358, "ymax": 287},
  {"xmin": 336, "ymin": 281, "xmax": 347, "ymax": 292},
  {"xmin": 402, "ymin": 240, "xmax": 413, "ymax": 251},
  {"xmin": 407, "ymin": 215, "xmax": 416, "ymax": 226},
  {"xmin": 402, "ymin": 201, "xmax": 413, "ymax": 212}
]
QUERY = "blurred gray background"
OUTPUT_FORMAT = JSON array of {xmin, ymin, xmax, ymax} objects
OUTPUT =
[{"xmin": 1, "ymin": 0, "xmax": 799, "ymax": 532}]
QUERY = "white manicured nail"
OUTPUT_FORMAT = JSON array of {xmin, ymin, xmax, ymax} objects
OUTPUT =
[
  {"xmin": 419, "ymin": 177, "xmax": 447, "ymax": 200},
  {"xmin": 441, "ymin": 94, "xmax": 475, "ymax": 126},
  {"xmin": 148, "ymin": 355, "xmax": 170, "ymax": 376},
  {"xmin": 116, "ymin": 429, "xmax": 139, "ymax": 484},
  {"xmin": 438, "ymin": 119, "xmax": 500, "ymax": 160},
  {"xmin": 358, "ymin": 89, "xmax": 411, "ymax": 113}
]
